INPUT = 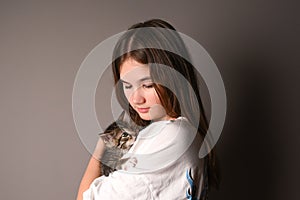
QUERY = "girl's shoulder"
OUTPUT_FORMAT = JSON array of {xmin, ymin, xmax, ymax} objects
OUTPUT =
[
  {"xmin": 124, "ymin": 116, "xmax": 201, "ymax": 173},
  {"xmin": 138, "ymin": 116, "xmax": 197, "ymax": 139}
]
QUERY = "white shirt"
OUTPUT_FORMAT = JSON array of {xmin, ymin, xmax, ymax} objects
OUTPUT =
[{"xmin": 83, "ymin": 117, "xmax": 205, "ymax": 200}]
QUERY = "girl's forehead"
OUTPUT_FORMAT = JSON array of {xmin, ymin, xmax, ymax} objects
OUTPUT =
[{"xmin": 120, "ymin": 59, "xmax": 150, "ymax": 82}]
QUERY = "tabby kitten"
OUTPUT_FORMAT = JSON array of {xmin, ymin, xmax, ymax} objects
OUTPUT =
[{"xmin": 99, "ymin": 120, "xmax": 139, "ymax": 176}]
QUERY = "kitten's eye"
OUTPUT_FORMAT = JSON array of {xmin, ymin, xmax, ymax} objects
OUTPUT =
[{"xmin": 121, "ymin": 132, "xmax": 129, "ymax": 137}]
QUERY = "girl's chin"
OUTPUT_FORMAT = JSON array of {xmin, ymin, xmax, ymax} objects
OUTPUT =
[
  {"xmin": 138, "ymin": 113, "xmax": 151, "ymax": 121},
  {"xmin": 138, "ymin": 113, "xmax": 170, "ymax": 122},
  {"xmin": 136, "ymin": 106, "xmax": 169, "ymax": 121}
]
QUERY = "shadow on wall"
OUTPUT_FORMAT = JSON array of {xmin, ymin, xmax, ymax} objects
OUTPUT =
[{"xmin": 210, "ymin": 36, "xmax": 290, "ymax": 200}]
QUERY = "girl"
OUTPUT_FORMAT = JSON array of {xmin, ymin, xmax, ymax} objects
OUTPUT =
[{"xmin": 77, "ymin": 19, "xmax": 219, "ymax": 200}]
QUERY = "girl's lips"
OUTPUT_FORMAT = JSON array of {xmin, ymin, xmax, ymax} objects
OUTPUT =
[{"xmin": 137, "ymin": 107, "xmax": 150, "ymax": 113}]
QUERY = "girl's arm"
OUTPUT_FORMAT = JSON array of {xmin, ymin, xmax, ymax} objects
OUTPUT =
[{"xmin": 76, "ymin": 138, "xmax": 105, "ymax": 200}]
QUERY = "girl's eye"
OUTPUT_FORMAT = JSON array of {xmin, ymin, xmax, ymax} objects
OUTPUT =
[
  {"xmin": 124, "ymin": 84, "xmax": 132, "ymax": 89},
  {"xmin": 143, "ymin": 84, "xmax": 154, "ymax": 89}
]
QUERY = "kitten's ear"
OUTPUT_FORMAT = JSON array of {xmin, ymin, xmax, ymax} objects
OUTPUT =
[
  {"xmin": 117, "ymin": 110, "xmax": 126, "ymax": 121},
  {"xmin": 117, "ymin": 110, "xmax": 132, "ymax": 124},
  {"xmin": 99, "ymin": 132, "xmax": 113, "ymax": 143},
  {"xmin": 116, "ymin": 111, "xmax": 131, "ymax": 127},
  {"xmin": 118, "ymin": 110, "xmax": 142, "ymax": 130},
  {"xmin": 123, "ymin": 112, "xmax": 132, "ymax": 123}
]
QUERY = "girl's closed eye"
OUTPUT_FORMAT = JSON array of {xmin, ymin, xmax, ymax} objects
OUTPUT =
[
  {"xmin": 123, "ymin": 84, "xmax": 132, "ymax": 89},
  {"xmin": 143, "ymin": 83, "xmax": 154, "ymax": 89}
]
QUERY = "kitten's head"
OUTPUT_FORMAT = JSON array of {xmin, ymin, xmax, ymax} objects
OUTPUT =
[{"xmin": 100, "ymin": 120, "xmax": 139, "ymax": 150}]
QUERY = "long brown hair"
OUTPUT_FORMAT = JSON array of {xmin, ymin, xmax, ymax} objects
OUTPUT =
[{"xmin": 112, "ymin": 19, "xmax": 220, "ymax": 190}]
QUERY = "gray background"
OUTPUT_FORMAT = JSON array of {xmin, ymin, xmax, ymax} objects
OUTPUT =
[{"xmin": 0, "ymin": 0, "xmax": 298, "ymax": 199}]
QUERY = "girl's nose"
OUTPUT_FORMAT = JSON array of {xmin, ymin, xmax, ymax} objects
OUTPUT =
[{"xmin": 131, "ymin": 87, "xmax": 145, "ymax": 104}]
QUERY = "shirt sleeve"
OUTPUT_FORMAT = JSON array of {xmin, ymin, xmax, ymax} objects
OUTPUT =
[{"xmin": 83, "ymin": 171, "xmax": 153, "ymax": 200}]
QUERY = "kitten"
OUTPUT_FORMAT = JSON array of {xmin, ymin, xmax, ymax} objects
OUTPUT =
[{"xmin": 99, "ymin": 120, "xmax": 140, "ymax": 176}]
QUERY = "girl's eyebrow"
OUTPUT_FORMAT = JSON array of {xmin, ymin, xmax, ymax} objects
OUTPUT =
[
  {"xmin": 139, "ymin": 77, "xmax": 152, "ymax": 83},
  {"xmin": 120, "ymin": 77, "xmax": 152, "ymax": 84},
  {"xmin": 120, "ymin": 79, "xmax": 130, "ymax": 84}
]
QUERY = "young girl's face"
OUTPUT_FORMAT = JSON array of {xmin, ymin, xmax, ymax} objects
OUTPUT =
[{"xmin": 120, "ymin": 58, "xmax": 171, "ymax": 121}]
